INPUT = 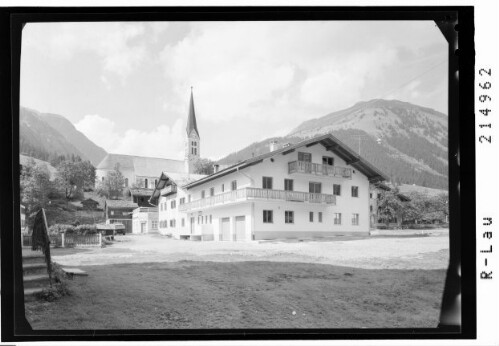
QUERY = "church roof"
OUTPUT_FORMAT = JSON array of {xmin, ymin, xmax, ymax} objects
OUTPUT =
[
  {"xmin": 96, "ymin": 154, "xmax": 185, "ymax": 177},
  {"xmin": 186, "ymin": 88, "xmax": 199, "ymax": 137}
]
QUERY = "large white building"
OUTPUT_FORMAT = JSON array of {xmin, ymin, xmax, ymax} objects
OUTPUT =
[{"xmin": 151, "ymin": 134, "xmax": 387, "ymax": 241}]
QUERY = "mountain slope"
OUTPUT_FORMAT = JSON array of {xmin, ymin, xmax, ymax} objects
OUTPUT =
[
  {"xmin": 19, "ymin": 107, "xmax": 107, "ymax": 166},
  {"xmin": 39, "ymin": 112, "xmax": 107, "ymax": 165},
  {"xmin": 218, "ymin": 99, "xmax": 448, "ymax": 190}
]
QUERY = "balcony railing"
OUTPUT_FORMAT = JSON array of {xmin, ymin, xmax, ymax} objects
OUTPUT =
[
  {"xmin": 178, "ymin": 187, "xmax": 335, "ymax": 212},
  {"xmin": 288, "ymin": 160, "xmax": 352, "ymax": 179},
  {"xmin": 160, "ymin": 185, "xmax": 177, "ymax": 196}
]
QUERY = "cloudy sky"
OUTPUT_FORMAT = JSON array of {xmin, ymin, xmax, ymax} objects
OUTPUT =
[{"xmin": 21, "ymin": 21, "xmax": 447, "ymax": 160}]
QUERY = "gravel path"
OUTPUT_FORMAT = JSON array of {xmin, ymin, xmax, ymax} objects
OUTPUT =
[{"xmin": 53, "ymin": 230, "xmax": 449, "ymax": 270}]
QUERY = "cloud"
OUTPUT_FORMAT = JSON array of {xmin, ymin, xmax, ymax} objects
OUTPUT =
[
  {"xmin": 75, "ymin": 114, "xmax": 185, "ymax": 159},
  {"xmin": 23, "ymin": 22, "xmax": 148, "ymax": 80},
  {"xmin": 158, "ymin": 21, "xmax": 411, "ymax": 128}
]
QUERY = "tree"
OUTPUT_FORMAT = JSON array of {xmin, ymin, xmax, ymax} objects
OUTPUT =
[
  {"xmin": 55, "ymin": 160, "xmax": 85, "ymax": 200},
  {"xmin": 377, "ymin": 188, "xmax": 406, "ymax": 226},
  {"xmin": 96, "ymin": 163, "xmax": 125, "ymax": 199},
  {"xmin": 80, "ymin": 160, "xmax": 96, "ymax": 191},
  {"xmin": 192, "ymin": 157, "xmax": 215, "ymax": 175},
  {"xmin": 20, "ymin": 158, "xmax": 53, "ymax": 224}
]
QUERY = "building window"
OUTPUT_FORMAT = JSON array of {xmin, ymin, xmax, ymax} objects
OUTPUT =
[
  {"xmin": 309, "ymin": 212, "xmax": 314, "ymax": 222},
  {"xmin": 198, "ymin": 216, "xmax": 200, "ymax": 225},
  {"xmin": 263, "ymin": 210, "xmax": 273, "ymax": 223},
  {"xmin": 352, "ymin": 213, "xmax": 359, "ymax": 226},
  {"xmin": 205, "ymin": 215, "xmax": 208, "ymax": 224},
  {"xmin": 201, "ymin": 190, "xmax": 205, "ymax": 199},
  {"xmin": 334, "ymin": 213, "xmax": 342, "ymax": 225},
  {"xmin": 171, "ymin": 200, "xmax": 176, "ymax": 209},
  {"xmin": 210, "ymin": 187, "xmax": 215, "ymax": 196},
  {"xmin": 210, "ymin": 215, "xmax": 212, "ymax": 224},
  {"xmin": 284, "ymin": 179, "xmax": 294, "ymax": 191},
  {"xmin": 322, "ymin": 156, "xmax": 334, "ymax": 166},
  {"xmin": 298, "ymin": 152, "xmax": 312, "ymax": 162},
  {"xmin": 144, "ymin": 178, "xmax": 148, "ymax": 188},
  {"xmin": 180, "ymin": 197, "xmax": 185, "ymax": 205},
  {"xmin": 155, "ymin": 179, "xmax": 158, "ymax": 187},
  {"xmin": 151, "ymin": 221, "xmax": 158, "ymax": 230},
  {"xmin": 318, "ymin": 212, "xmax": 323, "ymax": 223},
  {"xmin": 262, "ymin": 176, "xmax": 273, "ymax": 189},
  {"xmin": 285, "ymin": 211, "xmax": 294, "ymax": 224},
  {"xmin": 351, "ymin": 186, "xmax": 359, "ymax": 197},
  {"xmin": 370, "ymin": 205, "xmax": 373, "ymax": 212},
  {"xmin": 333, "ymin": 184, "xmax": 341, "ymax": 196},
  {"xmin": 110, "ymin": 210, "xmax": 115, "ymax": 216},
  {"xmin": 182, "ymin": 218, "xmax": 185, "ymax": 227},
  {"xmin": 309, "ymin": 182, "xmax": 322, "ymax": 194},
  {"xmin": 221, "ymin": 184, "xmax": 225, "ymax": 192},
  {"xmin": 370, "ymin": 193, "xmax": 373, "ymax": 199},
  {"xmin": 231, "ymin": 180, "xmax": 237, "ymax": 191}
]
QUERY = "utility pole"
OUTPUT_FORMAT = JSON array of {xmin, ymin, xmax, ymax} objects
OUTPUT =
[{"xmin": 351, "ymin": 135, "xmax": 369, "ymax": 155}]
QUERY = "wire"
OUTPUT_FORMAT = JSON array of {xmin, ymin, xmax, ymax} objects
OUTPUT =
[{"xmin": 376, "ymin": 59, "xmax": 447, "ymax": 100}]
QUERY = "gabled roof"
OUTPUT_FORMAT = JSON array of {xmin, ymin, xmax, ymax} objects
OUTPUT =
[
  {"xmin": 184, "ymin": 134, "xmax": 388, "ymax": 189},
  {"xmin": 186, "ymin": 88, "xmax": 199, "ymax": 137},
  {"xmin": 81, "ymin": 198, "xmax": 99, "ymax": 204},
  {"xmin": 128, "ymin": 188, "xmax": 155, "ymax": 197},
  {"xmin": 104, "ymin": 199, "xmax": 138, "ymax": 209},
  {"xmin": 96, "ymin": 154, "xmax": 185, "ymax": 177},
  {"xmin": 150, "ymin": 171, "xmax": 207, "ymax": 201}
]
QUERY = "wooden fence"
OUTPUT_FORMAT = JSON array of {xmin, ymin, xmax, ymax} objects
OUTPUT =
[{"xmin": 22, "ymin": 233, "xmax": 102, "ymax": 248}]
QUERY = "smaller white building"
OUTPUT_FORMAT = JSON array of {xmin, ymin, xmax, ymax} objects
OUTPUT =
[{"xmin": 132, "ymin": 207, "xmax": 159, "ymax": 234}]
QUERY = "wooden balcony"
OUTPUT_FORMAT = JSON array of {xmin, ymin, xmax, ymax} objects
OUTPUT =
[
  {"xmin": 160, "ymin": 185, "xmax": 177, "ymax": 196},
  {"xmin": 288, "ymin": 160, "xmax": 352, "ymax": 179},
  {"xmin": 178, "ymin": 187, "xmax": 335, "ymax": 212}
]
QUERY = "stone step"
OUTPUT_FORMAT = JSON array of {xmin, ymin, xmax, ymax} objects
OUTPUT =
[
  {"xmin": 23, "ymin": 263, "xmax": 48, "ymax": 276},
  {"xmin": 24, "ymin": 273, "xmax": 51, "ymax": 290},
  {"xmin": 22, "ymin": 255, "xmax": 46, "ymax": 265},
  {"xmin": 24, "ymin": 287, "xmax": 45, "ymax": 302}
]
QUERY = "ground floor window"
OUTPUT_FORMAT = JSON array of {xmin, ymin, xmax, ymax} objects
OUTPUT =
[
  {"xmin": 334, "ymin": 213, "xmax": 342, "ymax": 225},
  {"xmin": 309, "ymin": 211, "xmax": 314, "ymax": 222},
  {"xmin": 285, "ymin": 211, "xmax": 294, "ymax": 224},
  {"xmin": 352, "ymin": 213, "xmax": 359, "ymax": 226},
  {"xmin": 318, "ymin": 212, "xmax": 323, "ymax": 223},
  {"xmin": 151, "ymin": 221, "xmax": 158, "ymax": 230},
  {"xmin": 263, "ymin": 210, "xmax": 273, "ymax": 223}
]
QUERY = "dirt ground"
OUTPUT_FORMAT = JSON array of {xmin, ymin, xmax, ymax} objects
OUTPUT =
[
  {"xmin": 52, "ymin": 230, "xmax": 449, "ymax": 270},
  {"xmin": 25, "ymin": 231, "xmax": 449, "ymax": 330}
]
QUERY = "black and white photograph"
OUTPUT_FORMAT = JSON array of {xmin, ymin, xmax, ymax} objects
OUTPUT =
[{"xmin": 0, "ymin": 4, "xmax": 485, "ymax": 344}]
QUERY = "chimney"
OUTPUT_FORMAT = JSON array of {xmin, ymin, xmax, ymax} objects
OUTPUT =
[
  {"xmin": 269, "ymin": 140, "xmax": 278, "ymax": 152},
  {"xmin": 213, "ymin": 164, "xmax": 220, "ymax": 173}
]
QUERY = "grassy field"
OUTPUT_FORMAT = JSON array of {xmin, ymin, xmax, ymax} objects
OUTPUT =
[{"xmin": 25, "ymin": 260, "xmax": 445, "ymax": 329}]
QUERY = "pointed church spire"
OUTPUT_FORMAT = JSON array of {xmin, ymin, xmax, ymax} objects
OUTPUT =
[{"xmin": 186, "ymin": 87, "xmax": 199, "ymax": 137}]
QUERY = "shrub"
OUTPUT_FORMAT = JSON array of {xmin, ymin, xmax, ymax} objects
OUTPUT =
[
  {"xmin": 74, "ymin": 224, "xmax": 98, "ymax": 235},
  {"xmin": 48, "ymin": 224, "xmax": 74, "ymax": 235}
]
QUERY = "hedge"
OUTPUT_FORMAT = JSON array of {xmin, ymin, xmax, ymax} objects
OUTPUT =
[{"xmin": 48, "ymin": 223, "xmax": 99, "ymax": 235}]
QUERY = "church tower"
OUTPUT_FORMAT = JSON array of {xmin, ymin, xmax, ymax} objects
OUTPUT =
[{"xmin": 185, "ymin": 87, "xmax": 200, "ymax": 174}]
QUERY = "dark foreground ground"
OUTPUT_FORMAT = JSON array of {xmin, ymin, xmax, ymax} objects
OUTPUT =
[{"xmin": 25, "ymin": 260, "xmax": 445, "ymax": 329}]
